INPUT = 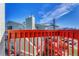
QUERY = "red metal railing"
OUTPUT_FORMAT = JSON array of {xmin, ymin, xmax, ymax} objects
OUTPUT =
[{"xmin": 7, "ymin": 30, "xmax": 79, "ymax": 56}]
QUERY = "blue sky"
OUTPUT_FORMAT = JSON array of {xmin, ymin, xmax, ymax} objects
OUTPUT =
[{"xmin": 5, "ymin": 3, "xmax": 79, "ymax": 29}]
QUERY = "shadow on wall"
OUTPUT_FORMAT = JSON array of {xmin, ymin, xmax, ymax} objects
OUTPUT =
[{"xmin": 0, "ymin": 33, "xmax": 5, "ymax": 56}]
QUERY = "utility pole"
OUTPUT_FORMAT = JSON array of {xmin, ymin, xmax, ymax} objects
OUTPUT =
[
  {"xmin": 50, "ymin": 18, "xmax": 56, "ymax": 30},
  {"xmin": 53, "ymin": 19, "xmax": 56, "ymax": 30}
]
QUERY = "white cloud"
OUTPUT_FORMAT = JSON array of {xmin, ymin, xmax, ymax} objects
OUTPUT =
[
  {"xmin": 40, "ymin": 3, "xmax": 78, "ymax": 24},
  {"xmin": 38, "ymin": 4, "xmax": 51, "ymax": 17}
]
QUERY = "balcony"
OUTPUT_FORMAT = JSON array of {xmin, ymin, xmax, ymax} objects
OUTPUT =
[{"xmin": 7, "ymin": 30, "xmax": 79, "ymax": 56}]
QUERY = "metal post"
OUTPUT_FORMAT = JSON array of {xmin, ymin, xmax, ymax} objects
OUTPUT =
[{"xmin": 53, "ymin": 19, "xmax": 56, "ymax": 30}]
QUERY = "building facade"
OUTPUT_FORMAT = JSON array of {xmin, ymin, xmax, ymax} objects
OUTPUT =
[{"xmin": 24, "ymin": 16, "xmax": 36, "ymax": 30}]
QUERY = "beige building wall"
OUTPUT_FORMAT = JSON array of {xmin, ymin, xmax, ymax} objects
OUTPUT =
[{"xmin": 0, "ymin": 4, "xmax": 5, "ymax": 42}]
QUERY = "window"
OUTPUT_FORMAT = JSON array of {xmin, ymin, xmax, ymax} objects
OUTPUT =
[{"xmin": 8, "ymin": 26, "xmax": 12, "ymax": 29}]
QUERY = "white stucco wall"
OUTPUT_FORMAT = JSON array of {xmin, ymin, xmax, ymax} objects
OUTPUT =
[
  {"xmin": 25, "ymin": 16, "xmax": 35, "ymax": 30},
  {"xmin": 0, "ymin": 4, "xmax": 5, "ymax": 42}
]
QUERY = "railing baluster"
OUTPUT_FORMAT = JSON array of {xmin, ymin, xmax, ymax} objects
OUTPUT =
[
  {"xmin": 63, "ymin": 32, "xmax": 65, "ymax": 56},
  {"xmin": 56, "ymin": 32, "xmax": 58, "ymax": 56},
  {"xmin": 60, "ymin": 32, "xmax": 62, "ymax": 56},
  {"xmin": 24, "ymin": 32, "xmax": 26, "ymax": 56},
  {"xmin": 40, "ymin": 32, "xmax": 42, "ymax": 56},
  {"xmin": 47, "ymin": 32, "xmax": 49, "ymax": 56},
  {"xmin": 52, "ymin": 32, "xmax": 54, "ymax": 56},
  {"xmin": 19, "ymin": 32, "xmax": 21, "ymax": 56},
  {"xmin": 50, "ymin": 32, "xmax": 52, "ymax": 56},
  {"xmin": 44, "ymin": 32, "xmax": 46, "ymax": 56},
  {"xmin": 54, "ymin": 32, "xmax": 55, "ymax": 56},
  {"xmin": 28, "ymin": 32, "xmax": 30, "ymax": 56},
  {"xmin": 8, "ymin": 32, "xmax": 11, "ymax": 56},
  {"xmin": 14, "ymin": 33, "xmax": 16, "ymax": 56},
  {"xmin": 67, "ymin": 32, "xmax": 69, "ymax": 56},
  {"xmin": 36, "ymin": 32, "xmax": 38, "ymax": 56},
  {"xmin": 32, "ymin": 32, "xmax": 34, "ymax": 56},
  {"xmin": 72, "ymin": 32, "xmax": 74, "ymax": 56},
  {"xmin": 78, "ymin": 32, "xmax": 79, "ymax": 56}
]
